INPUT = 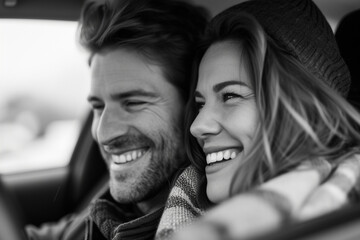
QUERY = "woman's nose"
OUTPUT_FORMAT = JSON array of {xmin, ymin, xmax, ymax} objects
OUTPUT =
[{"xmin": 190, "ymin": 105, "xmax": 221, "ymax": 140}]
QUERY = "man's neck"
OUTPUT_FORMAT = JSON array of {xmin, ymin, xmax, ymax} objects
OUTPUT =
[{"xmin": 136, "ymin": 187, "xmax": 170, "ymax": 215}]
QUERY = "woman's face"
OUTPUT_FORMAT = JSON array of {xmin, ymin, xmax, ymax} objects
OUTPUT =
[{"xmin": 190, "ymin": 41, "xmax": 259, "ymax": 203}]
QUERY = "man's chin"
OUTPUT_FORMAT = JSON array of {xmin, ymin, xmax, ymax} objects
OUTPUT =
[
  {"xmin": 109, "ymin": 180, "xmax": 165, "ymax": 204},
  {"xmin": 109, "ymin": 181, "xmax": 142, "ymax": 203}
]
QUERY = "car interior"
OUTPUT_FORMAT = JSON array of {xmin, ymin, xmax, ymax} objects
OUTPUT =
[
  {"xmin": 1, "ymin": 0, "xmax": 360, "ymax": 240},
  {"xmin": 335, "ymin": 9, "xmax": 360, "ymax": 111}
]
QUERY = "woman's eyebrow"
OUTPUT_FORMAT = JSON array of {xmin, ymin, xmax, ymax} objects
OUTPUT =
[{"xmin": 213, "ymin": 80, "xmax": 249, "ymax": 93}]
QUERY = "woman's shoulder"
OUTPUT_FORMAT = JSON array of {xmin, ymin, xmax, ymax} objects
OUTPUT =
[{"xmin": 155, "ymin": 165, "xmax": 205, "ymax": 240}]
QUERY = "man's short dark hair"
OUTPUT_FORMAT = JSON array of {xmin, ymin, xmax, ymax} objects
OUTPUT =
[{"xmin": 79, "ymin": 0, "xmax": 209, "ymax": 100}]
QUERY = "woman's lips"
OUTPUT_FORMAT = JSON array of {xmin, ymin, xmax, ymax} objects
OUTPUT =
[{"xmin": 205, "ymin": 147, "xmax": 243, "ymax": 165}]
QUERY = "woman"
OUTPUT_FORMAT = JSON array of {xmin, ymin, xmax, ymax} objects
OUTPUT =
[{"xmin": 156, "ymin": 0, "xmax": 360, "ymax": 239}]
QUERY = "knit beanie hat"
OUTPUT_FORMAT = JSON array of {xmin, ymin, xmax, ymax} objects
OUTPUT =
[{"xmin": 215, "ymin": 0, "xmax": 351, "ymax": 97}]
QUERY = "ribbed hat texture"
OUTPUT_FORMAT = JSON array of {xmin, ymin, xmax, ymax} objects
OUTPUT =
[{"xmin": 218, "ymin": 0, "xmax": 350, "ymax": 97}]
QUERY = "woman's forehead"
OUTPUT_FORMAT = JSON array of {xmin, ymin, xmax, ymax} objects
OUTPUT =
[{"xmin": 197, "ymin": 41, "xmax": 250, "ymax": 89}]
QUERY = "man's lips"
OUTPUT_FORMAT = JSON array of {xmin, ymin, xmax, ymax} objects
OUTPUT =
[
  {"xmin": 104, "ymin": 146, "xmax": 150, "ymax": 164},
  {"xmin": 111, "ymin": 148, "xmax": 149, "ymax": 164}
]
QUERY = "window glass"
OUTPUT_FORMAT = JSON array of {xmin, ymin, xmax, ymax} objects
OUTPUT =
[{"xmin": 0, "ymin": 19, "xmax": 90, "ymax": 174}]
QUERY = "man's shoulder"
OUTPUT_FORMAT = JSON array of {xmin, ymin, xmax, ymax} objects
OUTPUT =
[
  {"xmin": 89, "ymin": 193, "xmax": 163, "ymax": 240},
  {"xmin": 25, "ymin": 209, "xmax": 90, "ymax": 240}
]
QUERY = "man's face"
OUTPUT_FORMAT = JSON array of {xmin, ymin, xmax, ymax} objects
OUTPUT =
[{"xmin": 88, "ymin": 48, "xmax": 185, "ymax": 204}]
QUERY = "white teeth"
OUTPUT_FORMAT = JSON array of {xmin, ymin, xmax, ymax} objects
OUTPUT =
[
  {"xmin": 211, "ymin": 153, "xmax": 217, "ymax": 162},
  {"xmin": 206, "ymin": 149, "xmax": 240, "ymax": 165},
  {"xmin": 216, "ymin": 151, "xmax": 223, "ymax": 161},
  {"xmin": 113, "ymin": 155, "xmax": 120, "ymax": 163},
  {"xmin": 112, "ymin": 149, "xmax": 146, "ymax": 164},
  {"xmin": 224, "ymin": 150, "xmax": 230, "ymax": 160},
  {"xmin": 119, "ymin": 155, "xmax": 126, "ymax": 163},
  {"xmin": 206, "ymin": 154, "xmax": 210, "ymax": 163}
]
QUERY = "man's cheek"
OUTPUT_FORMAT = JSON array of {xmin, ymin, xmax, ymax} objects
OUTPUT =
[
  {"xmin": 160, "ymin": 107, "xmax": 182, "ymax": 124},
  {"xmin": 142, "ymin": 108, "xmax": 170, "ymax": 126}
]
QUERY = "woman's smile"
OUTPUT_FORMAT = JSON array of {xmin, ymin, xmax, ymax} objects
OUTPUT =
[
  {"xmin": 205, "ymin": 147, "xmax": 243, "ymax": 165},
  {"xmin": 204, "ymin": 147, "xmax": 245, "ymax": 176}
]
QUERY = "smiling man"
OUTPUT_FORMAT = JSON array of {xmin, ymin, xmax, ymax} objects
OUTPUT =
[
  {"xmin": 78, "ymin": 0, "xmax": 207, "ymax": 238},
  {"xmin": 25, "ymin": 0, "xmax": 208, "ymax": 239},
  {"xmin": 88, "ymin": 48, "xmax": 186, "ymax": 213}
]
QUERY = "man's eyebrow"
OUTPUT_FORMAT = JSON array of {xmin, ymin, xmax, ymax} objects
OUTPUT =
[
  {"xmin": 111, "ymin": 90, "xmax": 157, "ymax": 100},
  {"xmin": 213, "ymin": 80, "xmax": 249, "ymax": 92},
  {"xmin": 87, "ymin": 90, "xmax": 157, "ymax": 102}
]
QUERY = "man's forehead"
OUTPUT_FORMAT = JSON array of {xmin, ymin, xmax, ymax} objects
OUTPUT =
[
  {"xmin": 93, "ymin": 47, "xmax": 163, "ymax": 70},
  {"xmin": 92, "ymin": 50, "xmax": 161, "ymax": 75},
  {"xmin": 89, "ymin": 74, "xmax": 159, "ymax": 97},
  {"xmin": 90, "ymin": 49, "xmax": 167, "ymax": 87}
]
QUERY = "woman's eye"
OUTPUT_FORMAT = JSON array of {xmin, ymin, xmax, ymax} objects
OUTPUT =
[
  {"xmin": 195, "ymin": 101, "xmax": 204, "ymax": 111},
  {"xmin": 222, "ymin": 92, "xmax": 242, "ymax": 102}
]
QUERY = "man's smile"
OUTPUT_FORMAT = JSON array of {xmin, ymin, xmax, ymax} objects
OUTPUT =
[{"xmin": 111, "ymin": 148, "xmax": 149, "ymax": 164}]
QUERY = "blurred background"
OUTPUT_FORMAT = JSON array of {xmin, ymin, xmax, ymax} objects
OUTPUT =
[{"xmin": 0, "ymin": 19, "xmax": 90, "ymax": 173}]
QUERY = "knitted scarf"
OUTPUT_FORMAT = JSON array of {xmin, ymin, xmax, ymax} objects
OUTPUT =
[
  {"xmin": 156, "ymin": 155, "xmax": 360, "ymax": 240},
  {"xmin": 89, "ymin": 191, "xmax": 163, "ymax": 240},
  {"xmin": 155, "ymin": 165, "xmax": 205, "ymax": 240}
]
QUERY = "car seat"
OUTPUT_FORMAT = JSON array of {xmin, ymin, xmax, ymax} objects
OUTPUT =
[
  {"xmin": 335, "ymin": 9, "xmax": 360, "ymax": 110},
  {"xmin": 66, "ymin": 111, "xmax": 108, "ymax": 213}
]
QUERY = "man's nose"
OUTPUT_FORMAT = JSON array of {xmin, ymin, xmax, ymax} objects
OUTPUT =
[
  {"xmin": 190, "ymin": 104, "xmax": 221, "ymax": 140},
  {"xmin": 96, "ymin": 107, "xmax": 129, "ymax": 145}
]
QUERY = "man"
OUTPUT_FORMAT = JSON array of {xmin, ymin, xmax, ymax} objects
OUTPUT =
[{"xmin": 26, "ymin": 0, "xmax": 208, "ymax": 239}]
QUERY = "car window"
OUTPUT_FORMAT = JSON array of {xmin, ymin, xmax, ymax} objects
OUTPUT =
[{"xmin": 0, "ymin": 19, "xmax": 90, "ymax": 174}]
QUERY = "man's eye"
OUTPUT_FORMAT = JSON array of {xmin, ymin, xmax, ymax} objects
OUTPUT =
[
  {"xmin": 123, "ymin": 100, "xmax": 148, "ymax": 111},
  {"xmin": 124, "ymin": 100, "xmax": 146, "ymax": 106},
  {"xmin": 90, "ymin": 103, "xmax": 104, "ymax": 111}
]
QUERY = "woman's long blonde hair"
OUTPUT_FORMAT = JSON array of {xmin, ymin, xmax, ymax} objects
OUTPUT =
[{"xmin": 185, "ymin": 12, "xmax": 360, "ymax": 202}]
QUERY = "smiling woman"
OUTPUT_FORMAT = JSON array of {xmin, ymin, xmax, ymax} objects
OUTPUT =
[
  {"xmin": 156, "ymin": 0, "xmax": 360, "ymax": 239},
  {"xmin": 0, "ymin": 19, "xmax": 90, "ymax": 173},
  {"xmin": 186, "ymin": 0, "xmax": 360, "ymax": 201},
  {"xmin": 191, "ymin": 41, "xmax": 259, "ymax": 203}
]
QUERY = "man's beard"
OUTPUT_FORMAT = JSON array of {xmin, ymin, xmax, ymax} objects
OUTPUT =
[{"xmin": 102, "ymin": 124, "xmax": 186, "ymax": 204}]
